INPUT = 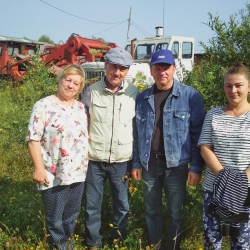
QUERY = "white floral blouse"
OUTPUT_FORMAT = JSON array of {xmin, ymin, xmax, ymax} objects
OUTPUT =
[{"xmin": 26, "ymin": 96, "xmax": 88, "ymax": 188}]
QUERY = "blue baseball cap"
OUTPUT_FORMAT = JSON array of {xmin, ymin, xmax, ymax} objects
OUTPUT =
[
  {"xmin": 150, "ymin": 49, "xmax": 175, "ymax": 66},
  {"xmin": 105, "ymin": 48, "xmax": 133, "ymax": 68}
]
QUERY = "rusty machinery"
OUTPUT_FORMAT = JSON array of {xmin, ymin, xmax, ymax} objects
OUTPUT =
[{"xmin": 0, "ymin": 33, "xmax": 118, "ymax": 81}]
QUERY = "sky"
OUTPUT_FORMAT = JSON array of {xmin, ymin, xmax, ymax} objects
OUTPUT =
[{"xmin": 0, "ymin": 0, "xmax": 247, "ymax": 53}]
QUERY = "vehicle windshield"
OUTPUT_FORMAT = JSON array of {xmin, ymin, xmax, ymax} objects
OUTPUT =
[
  {"xmin": 155, "ymin": 43, "xmax": 168, "ymax": 51},
  {"xmin": 135, "ymin": 44, "xmax": 155, "ymax": 60},
  {"xmin": 8, "ymin": 47, "xmax": 19, "ymax": 56},
  {"xmin": 125, "ymin": 45, "xmax": 131, "ymax": 53}
]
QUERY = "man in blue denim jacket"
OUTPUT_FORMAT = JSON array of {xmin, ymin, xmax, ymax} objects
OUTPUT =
[{"xmin": 132, "ymin": 49, "xmax": 205, "ymax": 250}]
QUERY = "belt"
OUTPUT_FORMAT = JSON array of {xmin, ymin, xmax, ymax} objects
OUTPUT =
[{"xmin": 150, "ymin": 152, "xmax": 166, "ymax": 161}]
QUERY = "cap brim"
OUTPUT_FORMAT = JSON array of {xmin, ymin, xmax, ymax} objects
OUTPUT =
[
  {"xmin": 150, "ymin": 60, "xmax": 174, "ymax": 66},
  {"xmin": 107, "ymin": 60, "xmax": 130, "ymax": 68}
]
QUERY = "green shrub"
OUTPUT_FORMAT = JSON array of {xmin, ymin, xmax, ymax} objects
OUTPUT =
[
  {"xmin": 185, "ymin": 2, "xmax": 250, "ymax": 110},
  {"xmin": 4, "ymin": 4, "xmax": 250, "ymax": 245}
]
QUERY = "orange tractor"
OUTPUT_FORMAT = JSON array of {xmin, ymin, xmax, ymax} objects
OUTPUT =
[{"xmin": 0, "ymin": 33, "xmax": 118, "ymax": 81}]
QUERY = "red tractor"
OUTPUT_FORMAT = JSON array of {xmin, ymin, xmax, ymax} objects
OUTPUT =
[{"xmin": 0, "ymin": 33, "xmax": 118, "ymax": 81}]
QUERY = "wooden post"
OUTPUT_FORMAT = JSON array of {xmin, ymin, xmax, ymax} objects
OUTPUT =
[{"xmin": 127, "ymin": 6, "xmax": 132, "ymax": 40}]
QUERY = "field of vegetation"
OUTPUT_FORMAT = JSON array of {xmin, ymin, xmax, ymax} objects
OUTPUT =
[{"xmin": 1, "ymin": 3, "xmax": 250, "ymax": 249}]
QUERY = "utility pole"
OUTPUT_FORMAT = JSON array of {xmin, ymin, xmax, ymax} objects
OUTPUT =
[
  {"xmin": 163, "ymin": 0, "xmax": 165, "ymax": 36},
  {"xmin": 127, "ymin": 6, "xmax": 132, "ymax": 40}
]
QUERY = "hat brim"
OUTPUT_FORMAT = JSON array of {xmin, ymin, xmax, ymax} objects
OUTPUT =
[
  {"xmin": 150, "ymin": 60, "xmax": 175, "ymax": 66},
  {"xmin": 106, "ymin": 60, "xmax": 130, "ymax": 68}
]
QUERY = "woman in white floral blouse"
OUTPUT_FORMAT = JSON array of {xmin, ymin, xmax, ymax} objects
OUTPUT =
[{"xmin": 26, "ymin": 64, "xmax": 88, "ymax": 249}]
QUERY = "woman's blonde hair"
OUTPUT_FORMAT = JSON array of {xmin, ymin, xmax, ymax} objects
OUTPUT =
[
  {"xmin": 224, "ymin": 62, "xmax": 250, "ymax": 82},
  {"xmin": 58, "ymin": 64, "xmax": 85, "ymax": 93}
]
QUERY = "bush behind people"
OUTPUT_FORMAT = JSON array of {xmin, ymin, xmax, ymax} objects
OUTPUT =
[{"xmin": 3, "ymin": 2, "xmax": 250, "ymax": 246}]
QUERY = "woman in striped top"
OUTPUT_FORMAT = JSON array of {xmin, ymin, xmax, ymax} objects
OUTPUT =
[{"xmin": 198, "ymin": 63, "xmax": 250, "ymax": 249}]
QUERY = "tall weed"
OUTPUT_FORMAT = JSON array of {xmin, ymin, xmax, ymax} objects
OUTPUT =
[{"xmin": 0, "ymin": 57, "xmax": 205, "ymax": 249}]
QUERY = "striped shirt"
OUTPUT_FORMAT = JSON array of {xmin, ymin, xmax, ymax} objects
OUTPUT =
[
  {"xmin": 209, "ymin": 168, "xmax": 249, "ymax": 232},
  {"xmin": 211, "ymin": 168, "xmax": 248, "ymax": 215},
  {"xmin": 198, "ymin": 106, "xmax": 250, "ymax": 191}
]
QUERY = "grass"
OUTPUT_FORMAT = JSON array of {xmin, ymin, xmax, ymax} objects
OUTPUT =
[{"xmin": 0, "ymin": 71, "xmax": 230, "ymax": 249}]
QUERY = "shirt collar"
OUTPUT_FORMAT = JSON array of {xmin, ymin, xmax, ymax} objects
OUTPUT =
[{"xmin": 103, "ymin": 76, "xmax": 124, "ymax": 94}]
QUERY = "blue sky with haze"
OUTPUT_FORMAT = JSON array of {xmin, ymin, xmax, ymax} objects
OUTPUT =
[{"xmin": 1, "ymin": 0, "xmax": 247, "ymax": 52}]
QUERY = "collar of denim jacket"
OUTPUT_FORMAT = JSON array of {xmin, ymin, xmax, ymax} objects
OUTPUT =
[
  {"xmin": 144, "ymin": 78, "xmax": 181, "ymax": 99},
  {"xmin": 171, "ymin": 78, "xmax": 181, "ymax": 97}
]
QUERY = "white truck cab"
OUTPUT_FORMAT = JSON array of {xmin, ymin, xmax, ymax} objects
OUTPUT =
[
  {"xmin": 81, "ymin": 27, "xmax": 195, "ymax": 89},
  {"xmin": 125, "ymin": 26, "xmax": 195, "ymax": 82}
]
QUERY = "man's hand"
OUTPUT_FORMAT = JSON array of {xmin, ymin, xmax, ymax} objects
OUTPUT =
[
  {"xmin": 132, "ymin": 169, "xmax": 141, "ymax": 181},
  {"xmin": 187, "ymin": 172, "xmax": 201, "ymax": 186}
]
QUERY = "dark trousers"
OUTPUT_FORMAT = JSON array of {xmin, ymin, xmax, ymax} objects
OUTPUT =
[{"xmin": 41, "ymin": 182, "xmax": 85, "ymax": 250}]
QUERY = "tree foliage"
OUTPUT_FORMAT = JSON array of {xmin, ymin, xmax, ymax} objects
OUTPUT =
[
  {"xmin": 91, "ymin": 36, "xmax": 106, "ymax": 42},
  {"xmin": 22, "ymin": 55, "xmax": 57, "ymax": 106},
  {"xmin": 185, "ymin": 2, "xmax": 250, "ymax": 110},
  {"xmin": 38, "ymin": 35, "xmax": 54, "ymax": 44},
  {"xmin": 201, "ymin": 3, "xmax": 250, "ymax": 65},
  {"xmin": 23, "ymin": 36, "xmax": 31, "ymax": 40}
]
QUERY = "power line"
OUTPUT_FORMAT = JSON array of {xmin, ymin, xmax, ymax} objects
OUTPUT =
[
  {"xmin": 39, "ymin": 0, "xmax": 127, "ymax": 25},
  {"xmin": 91, "ymin": 21, "xmax": 127, "ymax": 37},
  {"xmin": 131, "ymin": 20, "xmax": 154, "ymax": 37},
  {"xmin": 136, "ymin": 24, "xmax": 154, "ymax": 37},
  {"xmin": 130, "ymin": 21, "xmax": 148, "ymax": 37},
  {"xmin": 130, "ymin": 20, "xmax": 154, "ymax": 37}
]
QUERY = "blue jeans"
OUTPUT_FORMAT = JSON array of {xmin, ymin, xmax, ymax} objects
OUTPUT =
[
  {"xmin": 85, "ymin": 160, "xmax": 131, "ymax": 248},
  {"xmin": 142, "ymin": 158, "xmax": 188, "ymax": 250},
  {"xmin": 41, "ymin": 182, "xmax": 85, "ymax": 250}
]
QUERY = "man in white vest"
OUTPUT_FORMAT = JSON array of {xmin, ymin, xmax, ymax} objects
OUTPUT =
[{"xmin": 82, "ymin": 48, "xmax": 139, "ymax": 249}]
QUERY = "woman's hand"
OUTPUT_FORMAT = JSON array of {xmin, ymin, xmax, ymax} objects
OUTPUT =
[
  {"xmin": 200, "ymin": 145, "xmax": 223, "ymax": 176},
  {"xmin": 246, "ymin": 167, "xmax": 250, "ymax": 181},
  {"xmin": 28, "ymin": 140, "xmax": 49, "ymax": 185},
  {"xmin": 33, "ymin": 168, "xmax": 49, "ymax": 185}
]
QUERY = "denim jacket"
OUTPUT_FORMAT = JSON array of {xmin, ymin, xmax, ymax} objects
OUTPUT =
[{"xmin": 132, "ymin": 79, "xmax": 205, "ymax": 174}]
